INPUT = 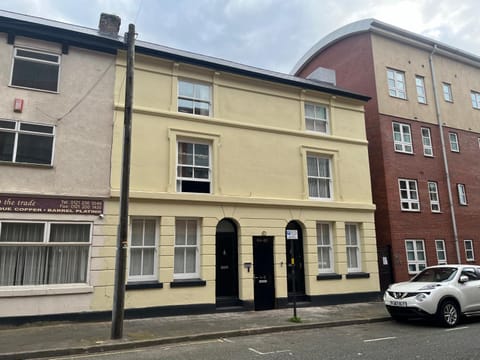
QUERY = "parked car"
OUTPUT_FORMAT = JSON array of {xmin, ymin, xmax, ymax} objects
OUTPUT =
[{"xmin": 384, "ymin": 265, "xmax": 480, "ymax": 327}]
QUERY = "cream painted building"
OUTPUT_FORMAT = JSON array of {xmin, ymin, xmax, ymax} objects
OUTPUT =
[{"xmin": 98, "ymin": 39, "xmax": 380, "ymax": 315}]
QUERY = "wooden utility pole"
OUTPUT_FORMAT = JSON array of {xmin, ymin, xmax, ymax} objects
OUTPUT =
[{"xmin": 111, "ymin": 23, "xmax": 135, "ymax": 340}]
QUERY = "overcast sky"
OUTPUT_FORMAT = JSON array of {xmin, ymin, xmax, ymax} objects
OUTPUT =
[{"xmin": 1, "ymin": 0, "xmax": 479, "ymax": 73}]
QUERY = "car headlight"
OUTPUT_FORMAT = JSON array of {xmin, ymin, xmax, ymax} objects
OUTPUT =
[{"xmin": 415, "ymin": 293, "xmax": 429, "ymax": 302}]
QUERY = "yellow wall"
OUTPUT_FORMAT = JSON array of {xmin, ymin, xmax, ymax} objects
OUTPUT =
[{"xmin": 94, "ymin": 52, "xmax": 379, "ymax": 312}]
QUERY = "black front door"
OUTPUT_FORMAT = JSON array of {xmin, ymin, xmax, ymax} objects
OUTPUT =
[
  {"xmin": 286, "ymin": 221, "xmax": 306, "ymax": 302},
  {"xmin": 253, "ymin": 236, "xmax": 275, "ymax": 311},
  {"xmin": 216, "ymin": 219, "xmax": 239, "ymax": 306}
]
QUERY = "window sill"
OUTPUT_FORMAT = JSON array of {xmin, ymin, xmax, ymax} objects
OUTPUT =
[
  {"xmin": 126, "ymin": 282, "xmax": 163, "ymax": 290},
  {"xmin": 170, "ymin": 279, "xmax": 206, "ymax": 288},
  {"xmin": 317, "ymin": 273, "xmax": 342, "ymax": 281},
  {"xmin": 0, "ymin": 161, "xmax": 53, "ymax": 168},
  {"xmin": 346, "ymin": 272, "xmax": 370, "ymax": 279},
  {"xmin": 0, "ymin": 284, "xmax": 93, "ymax": 297}
]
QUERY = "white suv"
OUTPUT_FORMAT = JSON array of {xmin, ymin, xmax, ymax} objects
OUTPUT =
[{"xmin": 384, "ymin": 265, "xmax": 480, "ymax": 327}]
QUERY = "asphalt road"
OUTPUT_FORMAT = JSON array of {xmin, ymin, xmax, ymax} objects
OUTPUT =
[{"xmin": 50, "ymin": 318, "xmax": 480, "ymax": 360}]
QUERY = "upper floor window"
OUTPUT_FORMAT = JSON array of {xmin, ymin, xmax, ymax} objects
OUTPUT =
[
  {"xmin": 174, "ymin": 219, "xmax": 200, "ymax": 279},
  {"xmin": 0, "ymin": 221, "xmax": 90, "ymax": 286},
  {"xmin": 305, "ymin": 103, "xmax": 329, "ymax": 133},
  {"xmin": 415, "ymin": 76, "xmax": 427, "ymax": 103},
  {"xmin": 10, "ymin": 48, "xmax": 60, "ymax": 92},
  {"xmin": 387, "ymin": 69, "xmax": 406, "ymax": 99},
  {"xmin": 449, "ymin": 132, "xmax": 459, "ymax": 152},
  {"xmin": 177, "ymin": 141, "xmax": 211, "ymax": 193},
  {"xmin": 129, "ymin": 218, "xmax": 158, "ymax": 282},
  {"xmin": 392, "ymin": 122, "xmax": 413, "ymax": 153},
  {"xmin": 465, "ymin": 240, "xmax": 475, "ymax": 261},
  {"xmin": 428, "ymin": 181, "xmax": 440, "ymax": 212},
  {"xmin": 178, "ymin": 80, "xmax": 211, "ymax": 116},
  {"xmin": 399, "ymin": 179, "xmax": 420, "ymax": 211},
  {"xmin": 405, "ymin": 239, "xmax": 426, "ymax": 274},
  {"xmin": 471, "ymin": 91, "xmax": 480, "ymax": 109},
  {"xmin": 316, "ymin": 222, "xmax": 333, "ymax": 273},
  {"xmin": 307, "ymin": 155, "xmax": 332, "ymax": 200},
  {"xmin": 345, "ymin": 223, "xmax": 361, "ymax": 272},
  {"xmin": 457, "ymin": 184, "xmax": 467, "ymax": 205},
  {"xmin": 435, "ymin": 239, "xmax": 447, "ymax": 265},
  {"xmin": 421, "ymin": 127, "xmax": 433, "ymax": 157},
  {"xmin": 442, "ymin": 83, "xmax": 453, "ymax": 102},
  {"xmin": 0, "ymin": 119, "xmax": 54, "ymax": 165}
]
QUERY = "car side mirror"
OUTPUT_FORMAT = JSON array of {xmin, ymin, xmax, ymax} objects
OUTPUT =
[{"xmin": 459, "ymin": 275, "xmax": 469, "ymax": 283}]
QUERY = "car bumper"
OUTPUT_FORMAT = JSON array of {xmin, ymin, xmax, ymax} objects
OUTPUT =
[{"xmin": 384, "ymin": 293, "xmax": 437, "ymax": 317}]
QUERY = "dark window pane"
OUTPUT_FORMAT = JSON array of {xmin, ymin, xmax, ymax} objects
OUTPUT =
[
  {"xmin": 180, "ymin": 180, "xmax": 210, "ymax": 193},
  {"xmin": 0, "ymin": 222, "xmax": 45, "ymax": 242},
  {"xmin": 16, "ymin": 134, "xmax": 53, "ymax": 164},
  {"xmin": 0, "ymin": 120, "xmax": 15, "ymax": 129},
  {"xmin": 0, "ymin": 132, "xmax": 15, "ymax": 161},
  {"xmin": 12, "ymin": 59, "xmax": 59, "ymax": 92},
  {"xmin": 20, "ymin": 123, "xmax": 54, "ymax": 134},
  {"xmin": 16, "ymin": 49, "xmax": 59, "ymax": 63},
  {"xmin": 178, "ymin": 99, "xmax": 194, "ymax": 114},
  {"xmin": 49, "ymin": 224, "xmax": 90, "ymax": 243}
]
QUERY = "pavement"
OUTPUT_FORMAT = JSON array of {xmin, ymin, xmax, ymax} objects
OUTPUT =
[{"xmin": 0, "ymin": 301, "xmax": 390, "ymax": 360}]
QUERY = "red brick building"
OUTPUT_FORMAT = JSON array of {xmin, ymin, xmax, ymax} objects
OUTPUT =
[{"xmin": 293, "ymin": 19, "xmax": 480, "ymax": 289}]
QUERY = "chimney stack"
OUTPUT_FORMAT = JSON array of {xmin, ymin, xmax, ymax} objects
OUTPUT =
[{"xmin": 98, "ymin": 13, "xmax": 121, "ymax": 37}]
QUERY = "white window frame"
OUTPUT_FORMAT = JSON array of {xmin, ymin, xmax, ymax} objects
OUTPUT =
[
  {"xmin": 428, "ymin": 181, "xmax": 440, "ymax": 213},
  {"xmin": 0, "ymin": 221, "xmax": 91, "ymax": 286},
  {"xmin": 176, "ymin": 140, "xmax": 211, "ymax": 193},
  {"xmin": 177, "ymin": 79, "xmax": 212, "ymax": 116},
  {"xmin": 421, "ymin": 127, "xmax": 433, "ymax": 157},
  {"xmin": 471, "ymin": 91, "xmax": 480, "ymax": 109},
  {"xmin": 398, "ymin": 179, "xmax": 420, "ymax": 211},
  {"xmin": 387, "ymin": 68, "xmax": 406, "ymax": 99},
  {"xmin": 435, "ymin": 240, "xmax": 447, "ymax": 265},
  {"xmin": 128, "ymin": 218, "xmax": 158, "ymax": 282},
  {"xmin": 10, "ymin": 47, "xmax": 61, "ymax": 93},
  {"xmin": 457, "ymin": 184, "xmax": 467, "ymax": 205},
  {"xmin": 392, "ymin": 122, "xmax": 413, "ymax": 153},
  {"xmin": 174, "ymin": 219, "xmax": 200, "ymax": 279},
  {"xmin": 316, "ymin": 222, "xmax": 334, "ymax": 273},
  {"xmin": 345, "ymin": 223, "xmax": 361, "ymax": 273},
  {"xmin": 307, "ymin": 154, "xmax": 333, "ymax": 200},
  {"xmin": 0, "ymin": 119, "xmax": 55, "ymax": 165},
  {"xmin": 304, "ymin": 103, "xmax": 329, "ymax": 134},
  {"xmin": 405, "ymin": 240, "xmax": 426, "ymax": 274},
  {"xmin": 449, "ymin": 132, "xmax": 459, "ymax": 152},
  {"xmin": 465, "ymin": 240, "xmax": 475, "ymax": 261},
  {"xmin": 416, "ymin": 75, "xmax": 427, "ymax": 103},
  {"xmin": 442, "ymin": 82, "xmax": 453, "ymax": 102}
]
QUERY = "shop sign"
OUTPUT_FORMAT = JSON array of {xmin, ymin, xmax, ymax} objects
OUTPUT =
[{"xmin": 0, "ymin": 196, "xmax": 103, "ymax": 215}]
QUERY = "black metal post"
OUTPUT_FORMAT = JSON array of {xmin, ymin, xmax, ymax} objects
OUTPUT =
[{"xmin": 111, "ymin": 23, "xmax": 135, "ymax": 340}]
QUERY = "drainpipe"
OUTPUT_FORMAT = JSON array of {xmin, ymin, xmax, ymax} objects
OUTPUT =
[{"xmin": 428, "ymin": 44, "xmax": 461, "ymax": 264}]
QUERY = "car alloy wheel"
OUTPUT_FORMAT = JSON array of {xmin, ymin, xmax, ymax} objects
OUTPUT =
[{"xmin": 437, "ymin": 300, "xmax": 459, "ymax": 327}]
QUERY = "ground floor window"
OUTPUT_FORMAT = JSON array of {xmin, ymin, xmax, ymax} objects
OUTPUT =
[
  {"xmin": 435, "ymin": 239, "xmax": 447, "ymax": 264},
  {"xmin": 129, "ymin": 218, "xmax": 158, "ymax": 282},
  {"xmin": 345, "ymin": 223, "xmax": 361, "ymax": 272},
  {"xmin": 405, "ymin": 239, "xmax": 426, "ymax": 274},
  {"xmin": 465, "ymin": 240, "xmax": 475, "ymax": 261},
  {"xmin": 0, "ymin": 221, "xmax": 91, "ymax": 286},
  {"xmin": 174, "ymin": 219, "xmax": 200, "ymax": 279}
]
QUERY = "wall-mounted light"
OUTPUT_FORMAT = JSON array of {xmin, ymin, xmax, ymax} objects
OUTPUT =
[{"xmin": 244, "ymin": 262, "xmax": 252, "ymax": 272}]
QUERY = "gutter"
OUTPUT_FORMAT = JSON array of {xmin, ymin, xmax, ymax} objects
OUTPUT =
[{"xmin": 428, "ymin": 44, "xmax": 461, "ymax": 264}]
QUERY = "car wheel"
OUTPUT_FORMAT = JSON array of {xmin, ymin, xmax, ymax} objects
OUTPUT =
[{"xmin": 437, "ymin": 300, "xmax": 460, "ymax": 327}]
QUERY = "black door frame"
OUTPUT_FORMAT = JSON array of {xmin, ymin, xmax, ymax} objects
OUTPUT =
[
  {"xmin": 286, "ymin": 221, "xmax": 306, "ymax": 302},
  {"xmin": 253, "ymin": 235, "xmax": 275, "ymax": 311},
  {"xmin": 215, "ymin": 219, "xmax": 239, "ymax": 307}
]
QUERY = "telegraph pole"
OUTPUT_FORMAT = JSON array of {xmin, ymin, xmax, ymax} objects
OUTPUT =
[{"xmin": 111, "ymin": 23, "xmax": 135, "ymax": 340}]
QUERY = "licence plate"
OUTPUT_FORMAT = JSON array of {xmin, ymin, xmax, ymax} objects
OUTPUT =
[{"xmin": 389, "ymin": 300, "xmax": 407, "ymax": 307}]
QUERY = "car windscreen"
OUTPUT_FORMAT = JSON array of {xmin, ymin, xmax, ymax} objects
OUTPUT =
[{"xmin": 411, "ymin": 267, "xmax": 458, "ymax": 282}]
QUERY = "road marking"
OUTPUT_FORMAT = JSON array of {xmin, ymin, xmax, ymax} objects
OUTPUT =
[
  {"xmin": 219, "ymin": 337, "xmax": 235, "ymax": 343},
  {"xmin": 445, "ymin": 326, "xmax": 469, "ymax": 332},
  {"xmin": 364, "ymin": 336, "xmax": 397, "ymax": 343},
  {"xmin": 248, "ymin": 347, "xmax": 292, "ymax": 355}
]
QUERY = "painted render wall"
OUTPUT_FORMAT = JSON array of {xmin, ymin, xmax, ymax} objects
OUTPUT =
[{"xmin": 89, "ymin": 52, "xmax": 380, "ymax": 313}]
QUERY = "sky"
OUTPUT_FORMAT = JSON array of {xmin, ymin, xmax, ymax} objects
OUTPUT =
[{"xmin": 1, "ymin": 0, "xmax": 479, "ymax": 74}]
